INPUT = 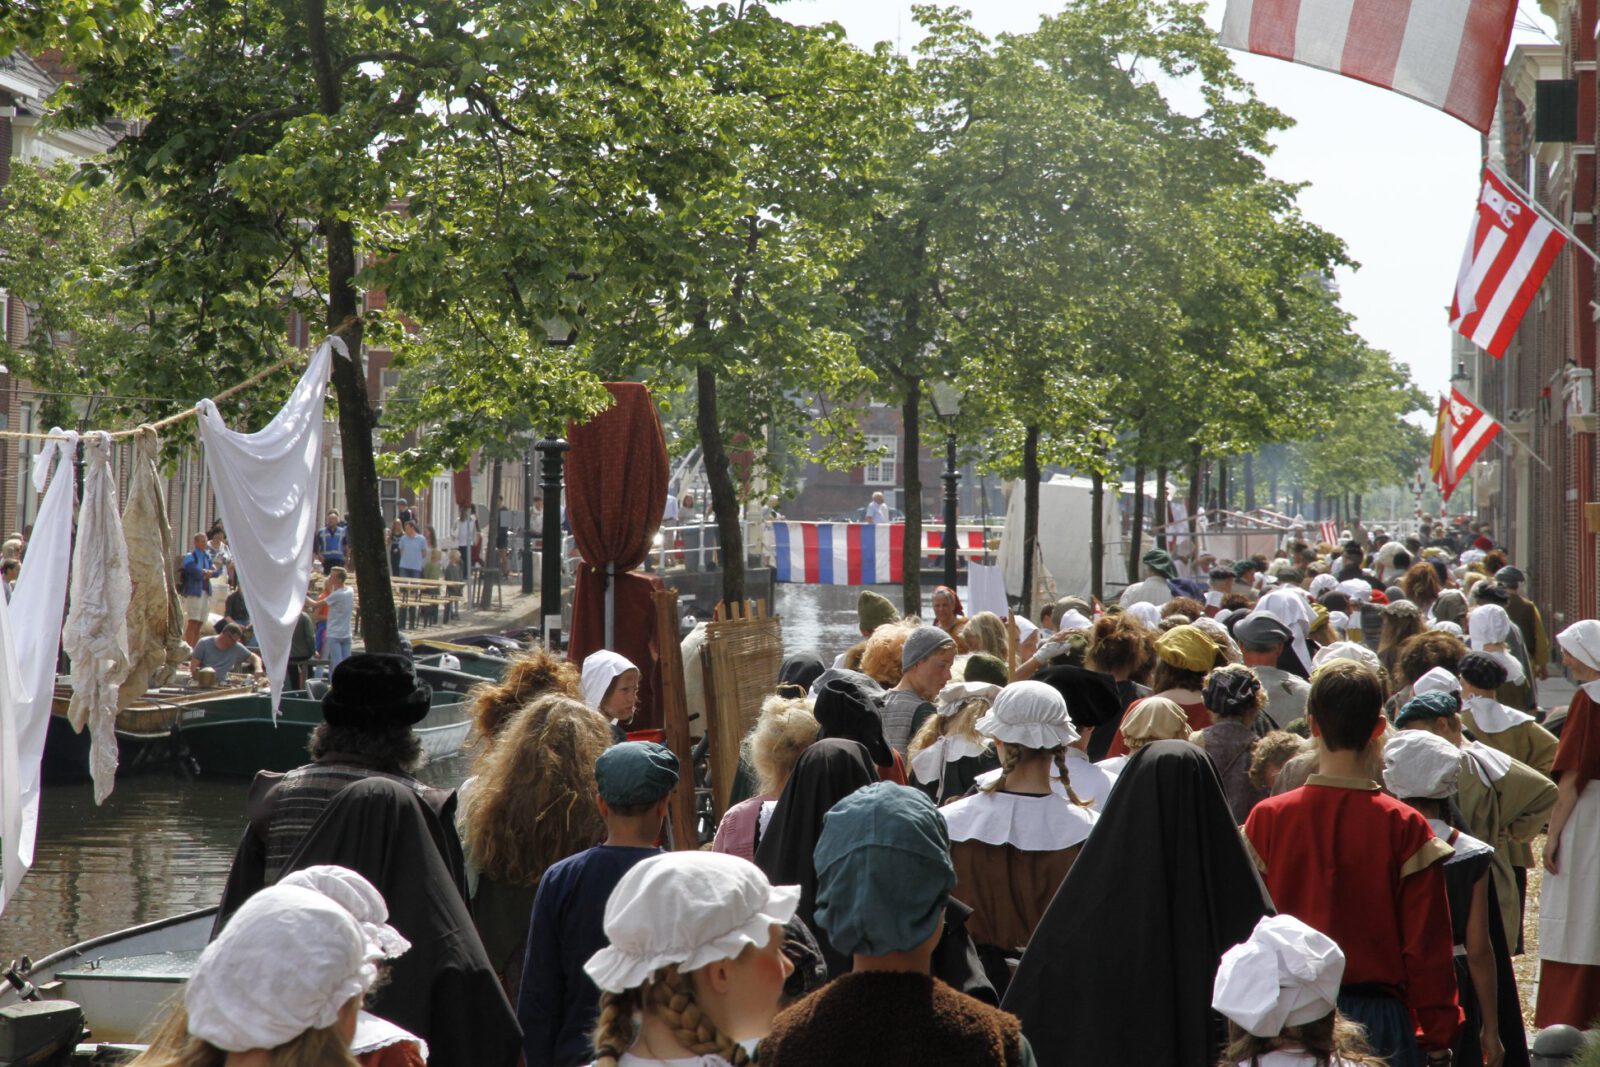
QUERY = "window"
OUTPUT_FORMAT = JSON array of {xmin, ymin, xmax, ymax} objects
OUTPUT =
[
  {"xmin": 380, "ymin": 368, "xmax": 402, "ymax": 409},
  {"xmin": 863, "ymin": 434, "xmax": 898, "ymax": 485},
  {"xmin": 0, "ymin": 289, "xmax": 9, "ymax": 344}
]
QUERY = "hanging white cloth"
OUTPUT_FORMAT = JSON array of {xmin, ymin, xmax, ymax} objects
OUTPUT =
[
  {"xmin": 0, "ymin": 431, "xmax": 77, "ymax": 911},
  {"xmin": 64, "ymin": 433, "xmax": 133, "ymax": 805},
  {"xmin": 964, "ymin": 561, "xmax": 1008, "ymax": 618},
  {"xmin": 197, "ymin": 338, "xmax": 337, "ymax": 712},
  {"xmin": 119, "ymin": 428, "xmax": 175, "ymax": 707}
]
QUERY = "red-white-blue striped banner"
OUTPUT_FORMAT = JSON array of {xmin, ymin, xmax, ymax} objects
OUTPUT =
[{"xmin": 772, "ymin": 522, "xmax": 986, "ymax": 585}]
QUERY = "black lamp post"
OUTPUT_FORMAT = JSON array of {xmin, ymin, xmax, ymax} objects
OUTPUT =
[
  {"xmin": 535, "ymin": 439, "xmax": 570, "ymax": 650},
  {"xmin": 521, "ymin": 436, "xmax": 536, "ymax": 596},
  {"xmin": 929, "ymin": 380, "xmax": 962, "ymax": 590}
]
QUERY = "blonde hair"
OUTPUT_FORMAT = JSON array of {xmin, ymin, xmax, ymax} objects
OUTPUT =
[
  {"xmin": 1220, "ymin": 1010, "xmax": 1385, "ymax": 1066},
  {"xmin": 466, "ymin": 648, "xmax": 583, "ymax": 755},
  {"xmin": 957, "ymin": 612, "xmax": 1007, "ymax": 658},
  {"xmin": 981, "ymin": 739, "xmax": 1092, "ymax": 807},
  {"xmin": 743, "ymin": 695, "xmax": 820, "ymax": 796},
  {"xmin": 462, "ymin": 694, "xmax": 611, "ymax": 886},
  {"xmin": 859, "ymin": 620, "xmax": 917, "ymax": 687},
  {"xmin": 592, "ymin": 964, "xmax": 751, "ymax": 1067},
  {"xmin": 907, "ymin": 698, "xmax": 986, "ymax": 759},
  {"xmin": 129, "ymin": 1004, "xmax": 359, "ymax": 1067}
]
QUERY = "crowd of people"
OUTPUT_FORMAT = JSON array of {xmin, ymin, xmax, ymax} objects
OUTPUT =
[{"xmin": 168, "ymin": 519, "xmax": 1600, "ymax": 1067}]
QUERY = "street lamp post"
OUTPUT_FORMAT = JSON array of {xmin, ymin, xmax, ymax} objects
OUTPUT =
[
  {"xmin": 521, "ymin": 437, "xmax": 535, "ymax": 596},
  {"xmin": 929, "ymin": 381, "xmax": 962, "ymax": 590},
  {"xmin": 535, "ymin": 439, "xmax": 570, "ymax": 650}
]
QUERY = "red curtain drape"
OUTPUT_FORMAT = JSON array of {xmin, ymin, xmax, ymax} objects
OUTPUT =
[{"xmin": 565, "ymin": 383, "xmax": 670, "ymax": 728}]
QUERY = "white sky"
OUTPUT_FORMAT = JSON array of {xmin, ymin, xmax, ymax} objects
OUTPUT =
[{"xmin": 779, "ymin": 0, "xmax": 1559, "ymax": 400}]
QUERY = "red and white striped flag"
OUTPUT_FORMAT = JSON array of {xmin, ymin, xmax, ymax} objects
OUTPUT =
[
  {"xmin": 1431, "ymin": 388, "xmax": 1502, "ymax": 501},
  {"xmin": 1318, "ymin": 520, "xmax": 1339, "ymax": 547},
  {"xmin": 1449, "ymin": 170, "xmax": 1566, "ymax": 358},
  {"xmin": 1219, "ymin": 0, "xmax": 1517, "ymax": 132}
]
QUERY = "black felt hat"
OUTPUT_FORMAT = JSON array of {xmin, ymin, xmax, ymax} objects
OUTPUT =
[
  {"xmin": 1034, "ymin": 664, "xmax": 1122, "ymax": 730},
  {"xmin": 322, "ymin": 653, "xmax": 432, "ymax": 728},
  {"xmin": 813, "ymin": 676, "xmax": 894, "ymax": 770}
]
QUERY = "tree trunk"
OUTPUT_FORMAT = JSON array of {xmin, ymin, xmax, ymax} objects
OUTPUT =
[
  {"xmin": 1187, "ymin": 443, "xmax": 1203, "ymax": 524},
  {"xmin": 1090, "ymin": 466, "xmax": 1104, "ymax": 603},
  {"xmin": 1021, "ymin": 424, "xmax": 1040, "ymax": 617},
  {"xmin": 1217, "ymin": 458, "xmax": 1229, "ymax": 515},
  {"xmin": 697, "ymin": 367, "xmax": 745, "ymax": 611},
  {"xmin": 1355, "ymin": 493, "xmax": 1363, "ymax": 523},
  {"xmin": 1244, "ymin": 452, "xmax": 1256, "ymax": 512},
  {"xmin": 306, "ymin": 0, "xmax": 399, "ymax": 652},
  {"xmin": 479, "ymin": 457, "xmax": 503, "ymax": 610},
  {"xmin": 901, "ymin": 381, "xmax": 923, "ymax": 617},
  {"xmin": 1154, "ymin": 465, "xmax": 1169, "ymax": 552},
  {"xmin": 1128, "ymin": 460, "xmax": 1146, "ymax": 585}
]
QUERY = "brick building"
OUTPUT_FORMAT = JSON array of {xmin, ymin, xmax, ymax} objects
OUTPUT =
[{"xmin": 1476, "ymin": 14, "xmax": 1599, "ymax": 633}]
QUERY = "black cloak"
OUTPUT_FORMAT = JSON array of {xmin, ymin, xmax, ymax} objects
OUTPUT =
[
  {"xmin": 754, "ymin": 737, "xmax": 878, "ymax": 975},
  {"xmin": 279, "ymin": 777, "xmax": 522, "ymax": 1067},
  {"xmin": 777, "ymin": 653, "xmax": 827, "ymax": 696},
  {"xmin": 1034, "ymin": 665, "xmax": 1123, "ymax": 733},
  {"xmin": 1002, "ymin": 740, "xmax": 1273, "ymax": 1067},
  {"xmin": 812, "ymin": 676, "xmax": 895, "ymax": 770}
]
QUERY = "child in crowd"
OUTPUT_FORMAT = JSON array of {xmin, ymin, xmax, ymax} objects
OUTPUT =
[
  {"xmin": 519, "ymin": 741, "xmax": 679, "ymax": 1067},
  {"xmin": 583, "ymin": 852, "xmax": 797, "ymax": 1067},
  {"xmin": 1212, "ymin": 914, "xmax": 1387, "ymax": 1067},
  {"xmin": 1243, "ymin": 660, "xmax": 1460, "ymax": 1067},
  {"xmin": 759, "ymin": 782, "xmax": 1035, "ymax": 1066},
  {"xmin": 581, "ymin": 650, "xmax": 641, "ymax": 744}
]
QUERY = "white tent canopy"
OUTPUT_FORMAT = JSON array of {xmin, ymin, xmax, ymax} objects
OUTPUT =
[{"xmin": 996, "ymin": 476, "xmax": 1121, "ymax": 603}]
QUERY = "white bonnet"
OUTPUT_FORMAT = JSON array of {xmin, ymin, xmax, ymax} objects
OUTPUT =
[
  {"xmin": 1212, "ymin": 915, "xmax": 1345, "ymax": 1038},
  {"xmin": 1056, "ymin": 609, "xmax": 1093, "ymax": 632},
  {"xmin": 1325, "ymin": 611, "xmax": 1350, "ymax": 635},
  {"xmin": 1382, "ymin": 730, "xmax": 1463, "ymax": 800},
  {"xmin": 585, "ymin": 852, "xmax": 799, "ymax": 993},
  {"xmin": 1559, "ymin": 619, "xmax": 1600, "ymax": 672},
  {"xmin": 581, "ymin": 649, "xmax": 638, "ymax": 710},
  {"xmin": 1309, "ymin": 573, "xmax": 1337, "ymax": 598},
  {"xmin": 1428, "ymin": 620, "xmax": 1464, "ymax": 638},
  {"xmin": 1468, "ymin": 605, "xmax": 1512, "ymax": 648},
  {"xmin": 974, "ymin": 680, "xmax": 1079, "ymax": 749},
  {"xmin": 936, "ymin": 680, "xmax": 1002, "ymax": 719},
  {"xmin": 1310, "ymin": 641, "xmax": 1379, "ymax": 674},
  {"xmin": 1411, "ymin": 667, "xmax": 1460, "ymax": 696},
  {"xmin": 187, "ymin": 867, "xmax": 409, "ymax": 1052},
  {"xmin": 1124, "ymin": 602, "xmax": 1161, "ymax": 629},
  {"xmin": 1337, "ymin": 579, "xmax": 1373, "ymax": 604}
]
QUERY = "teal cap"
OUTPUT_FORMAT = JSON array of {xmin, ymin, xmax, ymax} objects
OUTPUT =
[
  {"xmin": 595, "ymin": 741, "xmax": 680, "ymax": 807},
  {"xmin": 813, "ymin": 782, "xmax": 954, "ymax": 958},
  {"xmin": 1394, "ymin": 691, "xmax": 1460, "ymax": 729}
]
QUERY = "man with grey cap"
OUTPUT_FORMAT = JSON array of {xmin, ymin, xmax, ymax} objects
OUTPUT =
[
  {"xmin": 881, "ymin": 625, "xmax": 957, "ymax": 757},
  {"xmin": 519, "ymin": 741, "xmax": 679, "ymax": 1067},
  {"xmin": 759, "ymin": 782, "xmax": 1036, "ymax": 1066},
  {"xmin": 1235, "ymin": 612, "xmax": 1308, "ymax": 732},
  {"xmin": 1120, "ymin": 548, "xmax": 1177, "ymax": 609},
  {"xmin": 1496, "ymin": 566, "xmax": 1551, "ymax": 681}
]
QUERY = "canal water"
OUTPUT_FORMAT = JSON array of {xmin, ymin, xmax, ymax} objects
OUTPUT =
[{"xmin": 0, "ymin": 583, "xmax": 882, "ymax": 958}]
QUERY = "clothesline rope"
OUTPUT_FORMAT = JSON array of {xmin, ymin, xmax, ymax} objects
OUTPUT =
[{"xmin": 0, "ymin": 317, "xmax": 359, "ymax": 442}]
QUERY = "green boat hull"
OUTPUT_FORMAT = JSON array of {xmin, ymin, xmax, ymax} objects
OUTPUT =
[{"xmin": 178, "ymin": 689, "xmax": 469, "ymax": 778}]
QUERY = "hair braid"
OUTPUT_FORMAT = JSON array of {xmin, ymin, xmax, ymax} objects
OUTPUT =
[
  {"xmin": 649, "ymin": 966, "xmax": 751, "ymax": 1066},
  {"xmin": 982, "ymin": 741, "xmax": 1023, "ymax": 793},
  {"xmin": 591, "ymin": 988, "xmax": 643, "ymax": 1067}
]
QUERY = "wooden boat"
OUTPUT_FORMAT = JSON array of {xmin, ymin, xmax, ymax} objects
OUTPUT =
[
  {"xmin": 0, "ymin": 906, "xmax": 213, "ymax": 1058},
  {"xmin": 178, "ymin": 682, "xmax": 472, "ymax": 778},
  {"xmin": 412, "ymin": 644, "xmax": 513, "ymax": 681},
  {"xmin": 41, "ymin": 685, "xmax": 259, "ymax": 785}
]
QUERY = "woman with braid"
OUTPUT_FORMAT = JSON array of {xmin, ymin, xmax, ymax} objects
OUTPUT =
[
  {"xmin": 937, "ymin": 680, "xmax": 1098, "ymax": 997},
  {"xmin": 582, "ymin": 852, "xmax": 797, "ymax": 1067}
]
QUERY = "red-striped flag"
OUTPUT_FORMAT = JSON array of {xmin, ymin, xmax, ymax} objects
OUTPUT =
[
  {"xmin": 1319, "ymin": 520, "xmax": 1339, "ymax": 547},
  {"xmin": 1449, "ymin": 170, "xmax": 1566, "ymax": 358},
  {"xmin": 1431, "ymin": 388, "xmax": 1501, "ymax": 501},
  {"xmin": 1219, "ymin": 0, "xmax": 1517, "ymax": 132}
]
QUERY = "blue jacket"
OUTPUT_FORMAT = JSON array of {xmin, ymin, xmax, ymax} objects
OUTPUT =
[{"xmin": 179, "ymin": 549, "xmax": 212, "ymax": 598}]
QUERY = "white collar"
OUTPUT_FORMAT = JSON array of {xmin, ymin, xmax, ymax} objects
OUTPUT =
[
  {"xmin": 1464, "ymin": 695, "xmax": 1534, "ymax": 733},
  {"xmin": 908, "ymin": 735, "xmax": 988, "ymax": 784},
  {"xmin": 973, "ymin": 762, "xmax": 1070, "ymax": 798},
  {"xmin": 1464, "ymin": 741, "xmax": 1512, "ymax": 785},
  {"xmin": 940, "ymin": 789, "xmax": 1097, "ymax": 851}
]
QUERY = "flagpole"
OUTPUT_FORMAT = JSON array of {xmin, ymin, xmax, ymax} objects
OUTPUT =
[{"xmin": 1487, "ymin": 163, "xmax": 1600, "ymax": 267}]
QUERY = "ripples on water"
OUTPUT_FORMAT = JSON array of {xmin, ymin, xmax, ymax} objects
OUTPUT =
[{"xmin": 0, "ymin": 583, "xmax": 891, "ymax": 957}]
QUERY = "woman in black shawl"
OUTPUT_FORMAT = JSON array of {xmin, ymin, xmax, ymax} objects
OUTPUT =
[
  {"xmin": 279, "ymin": 777, "xmax": 522, "ymax": 1067},
  {"xmin": 1002, "ymin": 740, "xmax": 1273, "ymax": 1067},
  {"xmin": 755, "ymin": 737, "xmax": 879, "ymax": 972}
]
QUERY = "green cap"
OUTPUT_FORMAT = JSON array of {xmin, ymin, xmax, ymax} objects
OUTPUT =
[
  {"xmin": 1233, "ymin": 559, "xmax": 1259, "ymax": 578},
  {"xmin": 857, "ymin": 589, "xmax": 899, "ymax": 634},
  {"xmin": 1394, "ymin": 691, "xmax": 1460, "ymax": 729},
  {"xmin": 813, "ymin": 782, "xmax": 954, "ymax": 958},
  {"xmin": 962, "ymin": 652, "xmax": 1009, "ymax": 688},
  {"xmin": 595, "ymin": 741, "xmax": 680, "ymax": 807},
  {"xmin": 1142, "ymin": 549, "xmax": 1177, "ymax": 579}
]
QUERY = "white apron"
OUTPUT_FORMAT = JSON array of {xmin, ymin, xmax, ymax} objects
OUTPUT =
[{"xmin": 1540, "ymin": 778, "xmax": 1600, "ymax": 965}]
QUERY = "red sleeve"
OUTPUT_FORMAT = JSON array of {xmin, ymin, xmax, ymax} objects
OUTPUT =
[
  {"xmin": 883, "ymin": 749, "xmax": 908, "ymax": 786},
  {"xmin": 1398, "ymin": 855, "xmax": 1463, "ymax": 1051},
  {"xmin": 1106, "ymin": 700, "xmax": 1139, "ymax": 758},
  {"xmin": 1553, "ymin": 690, "xmax": 1600, "ymax": 787}
]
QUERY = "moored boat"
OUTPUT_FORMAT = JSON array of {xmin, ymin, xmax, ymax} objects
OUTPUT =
[
  {"xmin": 413, "ymin": 642, "xmax": 513, "ymax": 681},
  {"xmin": 41, "ymin": 685, "xmax": 259, "ymax": 786}
]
